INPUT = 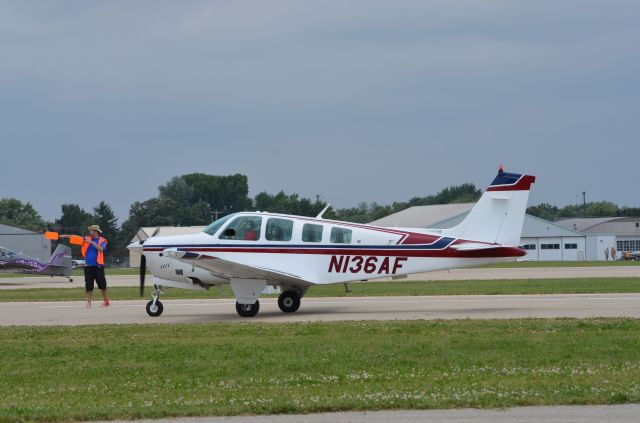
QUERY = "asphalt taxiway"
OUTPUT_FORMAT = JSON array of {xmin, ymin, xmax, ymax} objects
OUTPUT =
[{"xmin": 1, "ymin": 293, "xmax": 639, "ymax": 326}]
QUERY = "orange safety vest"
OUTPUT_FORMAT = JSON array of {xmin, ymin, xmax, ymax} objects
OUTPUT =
[{"xmin": 81, "ymin": 236, "xmax": 107, "ymax": 266}]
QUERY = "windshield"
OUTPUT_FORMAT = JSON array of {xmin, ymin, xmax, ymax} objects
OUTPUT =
[
  {"xmin": 0, "ymin": 247, "xmax": 16, "ymax": 258},
  {"xmin": 202, "ymin": 213, "xmax": 236, "ymax": 236}
]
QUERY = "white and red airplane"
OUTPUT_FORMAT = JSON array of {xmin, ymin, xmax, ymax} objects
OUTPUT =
[{"xmin": 129, "ymin": 167, "xmax": 535, "ymax": 318}]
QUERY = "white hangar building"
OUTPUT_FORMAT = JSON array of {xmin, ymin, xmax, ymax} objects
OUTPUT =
[
  {"xmin": 369, "ymin": 204, "xmax": 617, "ymax": 261},
  {"xmin": 556, "ymin": 217, "xmax": 640, "ymax": 257},
  {"xmin": 0, "ymin": 223, "xmax": 51, "ymax": 261}
]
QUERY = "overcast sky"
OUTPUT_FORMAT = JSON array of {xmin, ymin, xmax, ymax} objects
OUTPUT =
[{"xmin": 1, "ymin": 1, "xmax": 638, "ymax": 223}]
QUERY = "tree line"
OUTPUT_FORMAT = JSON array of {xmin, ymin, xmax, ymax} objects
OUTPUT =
[{"xmin": 1, "ymin": 172, "xmax": 638, "ymax": 261}]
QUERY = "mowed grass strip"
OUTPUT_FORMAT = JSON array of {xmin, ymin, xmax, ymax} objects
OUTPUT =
[
  {"xmin": 1, "ymin": 277, "xmax": 640, "ymax": 302},
  {"xmin": 0, "ymin": 319, "xmax": 639, "ymax": 421}
]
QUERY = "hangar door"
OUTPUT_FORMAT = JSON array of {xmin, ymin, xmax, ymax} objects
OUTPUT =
[{"xmin": 538, "ymin": 238, "xmax": 563, "ymax": 260}]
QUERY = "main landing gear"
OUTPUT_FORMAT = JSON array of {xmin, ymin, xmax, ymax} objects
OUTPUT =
[
  {"xmin": 236, "ymin": 300, "xmax": 260, "ymax": 317},
  {"xmin": 234, "ymin": 290, "xmax": 302, "ymax": 317},
  {"xmin": 146, "ymin": 285, "xmax": 164, "ymax": 317},
  {"xmin": 278, "ymin": 290, "xmax": 301, "ymax": 313}
]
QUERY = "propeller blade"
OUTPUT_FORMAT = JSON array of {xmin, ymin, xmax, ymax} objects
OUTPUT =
[{"xmin": 140, "ymin": 254, "xmax": 146, "ymax": 297}]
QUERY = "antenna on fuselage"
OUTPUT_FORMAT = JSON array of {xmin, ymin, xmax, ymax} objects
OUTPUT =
[{"xmin": 315, "ymin": 204, "xmax": 331, "ymax": 219}]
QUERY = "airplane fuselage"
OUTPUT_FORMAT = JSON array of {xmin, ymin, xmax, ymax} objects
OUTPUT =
[{"xmin": 141, "ymin": 212, "xmax": 524, "ymax": 289}]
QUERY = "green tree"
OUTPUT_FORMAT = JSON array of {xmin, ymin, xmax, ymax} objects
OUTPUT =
[
  {"xmin": 586, "ymin": 201, "xmax": 618, "ymax": 217},
  {"xmin": 408, "ymin": 183, "xmax": 482, "ymax": 207},
  {"xmin": 0, "ymin": 198, "xmax": 46, "ymax": 231},
  {"xmin": 558, "ymin": 201, "xmax": 620, "ymax": 218},
  {"xmin": 55, "ymin": 204, "xmax": 93, "ymax": 233},
  {"xmin": 157, "ymin": 176, "xmax": 212, "ymax": 226},
  {"xmin": 182, "ymin": 173, "xmax": 252, "ymax": 215},
  {"xmin": 332, "ymin": 184, "xmax": 481, "ymax": 223},
  {"xmin": 618, "ymin": 207, "xmax": 640, "ymax": 217},
  {"xmin": 527, "ymin": 203, "xmax": 560, "ymax": 221},
  {"xmin": 92, "ymin": 201, "xmax": 119, "ymax": 257},
  {"xmin": 254, "ymin": 191, "xmax": 326, "ymax": 216}
]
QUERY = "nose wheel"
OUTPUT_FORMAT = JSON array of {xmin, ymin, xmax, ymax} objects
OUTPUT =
[{"xmin": 146, "ymin": 285, "xmax": 164, "ymax": 317}]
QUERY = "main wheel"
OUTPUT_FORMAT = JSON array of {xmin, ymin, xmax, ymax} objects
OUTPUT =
[
  {"xmin": 278, "ymin": 290, "xmax": 301, "ymax": 313},
  {"xmin": 146, "ymin": 300, "xmax": 164, "ymax": 317},
  {"xmin": 236, "ymin": 300, "xmax": 260, "ymax": 317}
]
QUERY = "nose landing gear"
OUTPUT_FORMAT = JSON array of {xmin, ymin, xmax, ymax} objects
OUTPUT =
[{"xmin": 146, "ymin": 285, "xmax": 164, "ymax": 317}]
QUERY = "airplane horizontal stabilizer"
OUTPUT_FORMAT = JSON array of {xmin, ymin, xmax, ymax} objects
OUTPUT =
[{"xmin": 450, "ymin": 242, "xmax": 505, "ymax": 251}]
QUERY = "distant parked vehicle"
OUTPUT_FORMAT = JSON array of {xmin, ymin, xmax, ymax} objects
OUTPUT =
[
  {"xmin": 622, "ymin": 251, "xmax": 640, "ymax": 261},
  {"xmin": 71, "ymin": 259, "xmax": 86, "ymax": 268}
]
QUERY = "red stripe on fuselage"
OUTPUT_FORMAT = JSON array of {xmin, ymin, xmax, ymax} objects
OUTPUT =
[{"xmin": 144, "ymin": 246, "xmax": 525, "ymax": 258}]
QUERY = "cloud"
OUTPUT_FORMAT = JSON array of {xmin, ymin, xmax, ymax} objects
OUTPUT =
[{"xmin": 1, "ymin": 0, "xmax": 639, "ymax": 221}]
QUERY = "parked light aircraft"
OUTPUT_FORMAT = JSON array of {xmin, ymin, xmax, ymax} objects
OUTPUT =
[
  {"xmin": 0, "ymin": 244, "xmax": 73, "ymax": 281},
  {"xmin": 129, "ymin": 168, "xmax": 536, "ymax": 318}
]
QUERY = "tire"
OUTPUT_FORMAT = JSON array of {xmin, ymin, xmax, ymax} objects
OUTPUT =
[
  {"xmin": 146, "ymin": 300, "xmax": 164, "ymax": 317},
  {"xmin": 278, "ymin": 291, "xmax": 301, "ymax": 313},
  {"xmin": 236, "ymin": 300, "xmax": 260, "ymax": 317}
]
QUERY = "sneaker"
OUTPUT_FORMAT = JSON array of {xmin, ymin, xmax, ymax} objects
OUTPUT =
[{"xmin": 101, "ymin": 299, "xmax": 110, "ymax": 307}]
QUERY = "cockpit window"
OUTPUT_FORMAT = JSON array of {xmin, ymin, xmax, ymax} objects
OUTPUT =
[
  {"xmin": 203, "ymin": 214, "xmax": 236, "ymax": 236},
  {"xmin": 219, "ymin": 216, "xmax": 262, "ymax": 241},
  {"xmin": 0, "ymin": 248, "xmax": 15, "ymax": 258}
]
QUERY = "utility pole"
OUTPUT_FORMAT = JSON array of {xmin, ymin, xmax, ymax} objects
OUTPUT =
[{"xmin": 582, "ymin": 191, "xmax": 586, "ymax": 217}]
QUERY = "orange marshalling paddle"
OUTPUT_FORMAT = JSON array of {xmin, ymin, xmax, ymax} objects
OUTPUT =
[
  {"xmin": 44, "ymin": 231, "xmax": 58, "ymax": 241},
  {"xmin": 45, "ymin": 231, "xmax": 85, "ymax": 245}
]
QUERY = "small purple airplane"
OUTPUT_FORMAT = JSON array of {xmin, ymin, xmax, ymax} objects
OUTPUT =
[{"xmin": 0, "ymin": 244, "xmax": 73, "ymax": 282}]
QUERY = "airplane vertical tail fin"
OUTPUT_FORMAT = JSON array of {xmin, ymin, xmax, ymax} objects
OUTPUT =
[
  {"xmin": 48, "ymin": 244, "xmax": 73, "ymax": 268},
  {"xmin": 446, "ymin": 168, "xmax": 536, "ymax": 246}
]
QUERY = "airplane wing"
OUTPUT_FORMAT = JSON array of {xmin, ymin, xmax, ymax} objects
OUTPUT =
[
  {"xmin": 0, "ymin": 260, "xmax": 36, "ymax": 272},
  {"xmin": 162, "ymin": 249, "xmax": 312, "ymax": 288}
]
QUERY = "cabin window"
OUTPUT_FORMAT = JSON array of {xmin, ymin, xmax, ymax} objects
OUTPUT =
[
  {"xmin": 330, "ymin": 227, "xmax": 352, "ymax": 244},
  {"xmin": 219, "ymin": 216, "xmax": 262, "ymax": 241},
  {"xmin": 302, "ymin": 223, "xmax": 323, "ymax": 242},
  {"xmin": 266, "ymin": 218, "xmax": 293, "ymax": 241}
]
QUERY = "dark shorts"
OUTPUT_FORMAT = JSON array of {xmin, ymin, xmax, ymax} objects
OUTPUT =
[{"xmin": 84, "ymin": 266, "xmax": 107, "ymax": 291}]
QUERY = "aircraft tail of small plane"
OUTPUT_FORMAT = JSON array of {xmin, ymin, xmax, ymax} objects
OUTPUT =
[
  {"xmin": 446, "ymin": 167, "xmax": 536, "ymax": 246},
  {"xmin": 48, "ymin": 244, "xmax": 73, "ymax": 269}
]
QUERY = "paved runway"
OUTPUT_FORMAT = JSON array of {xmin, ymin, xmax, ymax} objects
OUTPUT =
[
  {"xmin": 1, "ymin": 265, "xmax": 638, "ymax": 290},
  {"xmin": 1, "ymin": 293, "xmax": 639, "ymax": 326}
]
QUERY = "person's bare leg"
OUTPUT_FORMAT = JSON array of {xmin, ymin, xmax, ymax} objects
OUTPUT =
[{"xmin": 86, "ymin": 291, "xmax": 92, "ymax": 307}]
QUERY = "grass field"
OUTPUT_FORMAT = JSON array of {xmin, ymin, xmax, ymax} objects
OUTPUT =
[
  {"xmin": 0, "ymin": 319, "xmax": 639, "ymax": 421},
  {"xmin": 1, "ymin": 277, "xmax": 639, "ymax": 302}
]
